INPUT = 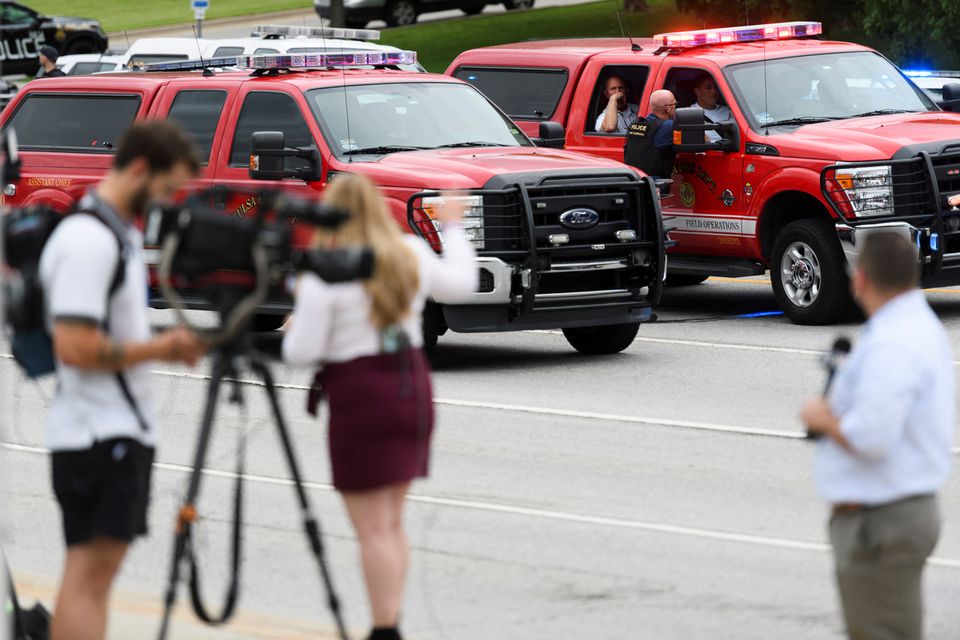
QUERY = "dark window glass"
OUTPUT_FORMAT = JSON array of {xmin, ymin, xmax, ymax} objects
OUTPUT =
[
  {"xmin": 212, "ymin": 46, "xmax": 244, "ymax": 57},
  {"xmin": 253, "ymin": 48, "xmax": 279, "ymax": 55},
  {"xmin": 2, "ymin": 3, "xmax": 35, "ymax": 24},
  {"xmin": 230, "ymin": 92, "xmax": 314, "ymax": 171},
  {"xmin": 129, "ymin": 54, "xmax": 189, "ymax": 65},
  {"xmin": 68, "ymin": 62, "xmax": 101, "ymax": 75},
  {"xmin": 168, "ymin": 90, "xmax": 227, "ymax": 164},
  {"xmin": 453, "ymin": 67, "xmax": 567, "ymax": 119},
  {"xmin": 5, "ymin": 94, "xmax": 141, "ymax": 152}
]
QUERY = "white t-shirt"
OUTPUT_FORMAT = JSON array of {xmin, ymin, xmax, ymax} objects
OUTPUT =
[
  {"xmin": 283, "ymin": 227, "xmax": 476, "ymax": 365},
  {"xmin": 594, "ymin": 104, "xmax": 639, "ymax": 134},
  {"xmin": 701, "ymin": 104, "xmax": 732, "ymax": 142},
  {"xmin": 39, "ymin": 199, "xmax": 156, "ymax": 451}
]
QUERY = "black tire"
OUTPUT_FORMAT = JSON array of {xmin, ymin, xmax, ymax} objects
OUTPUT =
[
  {"xmin": 252, "ymin": 314, "xmax": 285, "ymax": 332},
  {"xmin": 504, "ymin": 0, "xmax": 534, "ymax": 8},
  {"xmin": 462, "ymin": 4, "xmax": 485, "ymax": 14},
  {"xmin": 384, "ymin": 0, "xmax": 418, "ymax": 26},
  {"xmin": 63, "ymin": 38, "xmax": 98, "ymax": 55},
  {"xmin": 665, "ymin": 274, "xmax": 709, "ymax": 287},
  {"xmin": 562, "ymin": 323, "xmax": 640, "ymax": 355},
  {"xmin": 770, "ymin": 218, "xmax": 853, "ymax": 325},
  {"xmin": 345, "ymin": 17, "xmax": 370, "ymax": 28}
]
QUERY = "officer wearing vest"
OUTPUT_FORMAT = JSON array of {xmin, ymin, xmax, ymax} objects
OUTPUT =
[
  {"xmin": 38, "ymin": 121, "xmax": 205, "ymax": 640},
  {"xmin": 624, "ymin": 90, "xmax": 677, "ymax": 180}
]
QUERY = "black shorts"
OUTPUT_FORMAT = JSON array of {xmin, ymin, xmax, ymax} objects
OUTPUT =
[{"xmin": 51, "ymin": 438, "xmax": 155, "ymax": 546}]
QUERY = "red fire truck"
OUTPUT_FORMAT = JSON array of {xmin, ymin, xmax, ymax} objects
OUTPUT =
[
  {"xmin": 0, "ymin": 47, "xmax": 666, "ymax": 354},
  {"xmin": 448, "ymin": 21, "xmax": 960, "ymax": 324}
]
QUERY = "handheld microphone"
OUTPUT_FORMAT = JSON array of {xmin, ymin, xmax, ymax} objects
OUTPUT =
[{"xmin": 807, "ymin": 337, "xmax": 852, "ymax": 439}]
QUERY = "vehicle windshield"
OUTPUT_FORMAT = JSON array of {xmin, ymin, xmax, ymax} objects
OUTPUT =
[
  {"xmin": 725, "ymin": 51, "xmax": 938, "ymax": 129},
  {"xmin": 306, "ymin": 82, "xmax": 531, "ymax": 156}
]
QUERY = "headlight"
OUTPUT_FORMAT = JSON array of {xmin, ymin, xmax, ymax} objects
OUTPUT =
[
  {"xmin": 831, "ymin": 165, "xmax": 894, "ymax": 217},
  {"xmin": 421, "ymin": 195, "xmax": 484, "ymax": 249}
]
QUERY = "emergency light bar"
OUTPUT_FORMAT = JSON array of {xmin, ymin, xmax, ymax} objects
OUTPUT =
[
  {"xmin": 904, "ymin": 69, "xmax": 960, "ymax": 78},
  {"xmin": 252, "ymin": 24, "xmax": 381, "ymax": 41},
  {"xmin": 144, "ymin": 56, "xmax": 239, "ymax": 72},
  {"xmin": 243, "ymin": 51, "xmax": 416, "ymax": 69},
  {"xmin": 653, "ymin": 21, "xmax": 822, "ymax": 49}
]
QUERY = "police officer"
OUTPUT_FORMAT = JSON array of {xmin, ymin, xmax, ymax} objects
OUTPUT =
[
  {"xmin": 623, "ymin": 89, "xmax": 677, "ymax": 180},
  {"xmin": 801, "ymin": 232, "xmax": 954, "ymax": 640},
  {"xmin": 39, "ymin": 121, "xmax": 205, "ymax": 640},
  {"xmin": 36, "ymin": 46, "xmax": 65, "ymax": 78}
]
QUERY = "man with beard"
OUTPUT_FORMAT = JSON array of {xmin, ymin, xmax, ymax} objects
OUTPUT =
[
  {"xmin": 595, "ymin": 75, "xmax": 637, "ymax": 133},
  {"xmin": 38, "ymin": 120, "xmax": 206, "ymax": 640}
]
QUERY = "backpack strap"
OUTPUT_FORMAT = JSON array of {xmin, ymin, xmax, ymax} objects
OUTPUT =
[{"xmin": 73, "ymin": 195, "xmax": 150, "ymax": 434}]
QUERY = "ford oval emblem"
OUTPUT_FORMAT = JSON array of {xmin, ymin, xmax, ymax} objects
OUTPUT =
[{"xmin": 559, "ymin": 208, "xmax": 600, "ymax": 230}]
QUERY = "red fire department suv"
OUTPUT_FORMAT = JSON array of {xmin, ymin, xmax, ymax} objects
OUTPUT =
[
  {"xmin": 0, "ymin": 48, "xmax": 666, "ymax": 354},
  {"xmin": 448, "ymin": 21, "xmax": 960, "ymax": 324}
]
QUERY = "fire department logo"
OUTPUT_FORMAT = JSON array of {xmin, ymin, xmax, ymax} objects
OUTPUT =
[
  {"xmin": 679, "ymin": 182, "xmax": 696, "ymax": 208},
  {"xmin": 559, "ymin": 208, "xmax": 600, "ymax": 230}
]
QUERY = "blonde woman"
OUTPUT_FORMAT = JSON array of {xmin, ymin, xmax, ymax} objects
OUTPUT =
[{"xmin": 282, "ymin": 174, "xmax": 476, "ymax": 640}]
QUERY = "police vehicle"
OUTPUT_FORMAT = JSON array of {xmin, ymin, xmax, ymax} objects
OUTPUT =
[
  {"xmin": 0, "ymin": 1, "xmax": 107, "ymax": 76},
  {"xmin": 314, "ymin": 0, "xmax": 534, "ymax": 28},
  {"xmin": 903, "ymin": 70, "xmax": 960, "ymax": 105}
]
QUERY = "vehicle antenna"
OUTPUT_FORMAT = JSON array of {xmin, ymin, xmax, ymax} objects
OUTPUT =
[
  {"xmin": 615, "ymin": 9, "xmax": 642, "ymax": 52},
  {"xmin": 744, "ymin": 0, "xmax": 749, "ymax": 25},
  {"xmin": 191, "ymin": 25, "xmax": 211, "ymax": 76},
  {"xmin": 762, "ymin": 38, "xmax": 769, "ymax": 135}
]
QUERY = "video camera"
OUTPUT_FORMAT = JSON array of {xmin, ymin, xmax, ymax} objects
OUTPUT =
[{"xmin": 144, "ymin": 189, "xmax": 374, "ymax": 348}]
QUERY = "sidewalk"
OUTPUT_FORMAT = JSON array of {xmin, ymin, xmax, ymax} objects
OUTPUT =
[{"xmin": 14, "ymin": 573, "xmax": 343, "ymax": 639}]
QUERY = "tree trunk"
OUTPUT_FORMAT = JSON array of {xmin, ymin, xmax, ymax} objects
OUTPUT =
[
  {"xmin": 328, "ymin": 0, "xmax": 346, "ymax": 27},
  {"xmin": 623, "ymin": 0, "xmax": 648, "ymax": 11}
]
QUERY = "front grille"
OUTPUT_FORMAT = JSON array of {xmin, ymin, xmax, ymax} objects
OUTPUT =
[{"xmin": 931, "ymin": 152, "xmax": 960, "ymax": 199}]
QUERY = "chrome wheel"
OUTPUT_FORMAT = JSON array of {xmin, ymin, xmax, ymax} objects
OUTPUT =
[{"xmin": 780, "ymin": 241, "xmax": 821, "ymax": 308}]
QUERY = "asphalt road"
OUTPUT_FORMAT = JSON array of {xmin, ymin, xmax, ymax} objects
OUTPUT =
[
  {"xmin": 125, "ymin": 0, "xmax": 593, "ymax": 40},
  {"xmin": 3, "ymin": 276, "xmax": 960, "ymax": 639}
]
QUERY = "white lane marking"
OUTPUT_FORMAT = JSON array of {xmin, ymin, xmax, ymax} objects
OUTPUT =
[
  {"xmin": 4, "ymin": 360, "xmax": 958, "ymax": 452},
  {"xmin": 2, "ymin": 441, "xmax": 959, "ymax": 569},
  {"xmin": 147, "ymin": 368, "xmax": 805, "ymax": 440}
]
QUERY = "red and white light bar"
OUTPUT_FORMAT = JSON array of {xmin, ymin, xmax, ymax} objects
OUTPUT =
[
  {"xmin": 243, "ymin": 51, "xmax": 416, "ymax": 68},
  {"xmin": 252, "ymin": 24, "xmax": 381, "ymax": 41},
  {"xmin": 653, "ymin": 21, "xmax": 822, "ymax": 49}
]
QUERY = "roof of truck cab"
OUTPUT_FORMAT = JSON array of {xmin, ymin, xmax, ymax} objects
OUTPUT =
[
  {"xmin": 20, "ymin": 68, "xmax": 457, "ymax": 91},
  {"xmin": 452, "ymin": 37, "xmax": 874, "ymax": 69}
]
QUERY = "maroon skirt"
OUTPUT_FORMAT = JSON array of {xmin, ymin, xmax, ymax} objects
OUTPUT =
[{"xmin": 316, "ymin": 348, "xmax": 434, "ymax": 492}]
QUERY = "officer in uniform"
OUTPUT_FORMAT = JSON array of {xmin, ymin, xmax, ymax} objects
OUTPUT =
[{"xmin": 623, "ymin": 89, "xmax": 677, "ymax": 180}]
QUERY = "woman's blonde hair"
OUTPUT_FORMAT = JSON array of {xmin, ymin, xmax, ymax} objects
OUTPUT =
[{"xmin": 315, "ymin": 174, "xmax": 419, "ymax": 329}]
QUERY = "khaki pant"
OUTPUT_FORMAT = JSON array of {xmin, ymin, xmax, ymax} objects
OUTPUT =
[{"xmin": 829, "ymin": 495, "xmax": 940, "ymax": 640}]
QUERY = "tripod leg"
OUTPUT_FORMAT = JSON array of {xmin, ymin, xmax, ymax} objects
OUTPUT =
[
  {"xmin": 252, "ymin": 360, "xmax": 350, "ymax": 640},
  {"xmin": 157, "ymin": 355, "xmax": 228, "ymax": 640}
]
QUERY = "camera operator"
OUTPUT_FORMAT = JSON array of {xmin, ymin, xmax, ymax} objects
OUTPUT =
[
  {"xmin": 800, "ymin": 232, "xmax": 955, "ymax": 640},
  {"xmin": 282, "ymin": 174, "xmax": 476, "ymax": 640},
  {"xmin": 38, "ymin": 121, "xmax": 206, "ymax": 640}
]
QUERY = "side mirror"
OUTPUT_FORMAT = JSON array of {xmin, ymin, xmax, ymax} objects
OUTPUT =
[
  {"xmin": 672, "ymin": 106, "xmax": 738, "ymax": 153},
  {"xmin": 533, "ymin": 121, "xmax": 565, "ymax": 149},
  {"xmin": 248, "ymin": 131, "xmax": 322, "ymax": 182},
  {"xmin": 941, "ymin": 83, "xmax": 960, "ymax": 112}
]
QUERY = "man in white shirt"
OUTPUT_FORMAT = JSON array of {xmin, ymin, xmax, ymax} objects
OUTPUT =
[
  {"xmin": 801, "ymin": 232, "xmax": 954, "ymax": 640},
  {"xmin": 595, "ymin": 75, "xmax": 638, "ymax": 134},
  {"xmin": 40, "ymin": 121, "xmax": 206, "ymax": 640},
  {"xmin": 688, "ymin": 73, "xmax": 731, "ymax": 142}
]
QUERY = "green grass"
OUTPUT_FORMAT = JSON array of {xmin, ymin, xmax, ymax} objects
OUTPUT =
[
  {"xmin": 381, "ymin": 0, "xmax": 699, "ymax": 73},
  {"xmin": 29, "ymin": 0, "xmax": 313, "ymax": 33}
]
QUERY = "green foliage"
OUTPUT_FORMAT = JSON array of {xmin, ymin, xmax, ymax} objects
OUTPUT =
[{"xmin": 863, "ymin": 0, "xmax": 960, "ymax": 68}]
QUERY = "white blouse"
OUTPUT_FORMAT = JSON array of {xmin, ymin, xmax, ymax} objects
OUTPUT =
[{"xmin": 282, "ymin": 225, "xmax": 477, "ymax": 365}]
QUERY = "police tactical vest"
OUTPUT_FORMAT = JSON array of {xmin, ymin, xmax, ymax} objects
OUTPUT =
[{"xmin": 624, "ymin": 117, "xmax": 675, "ymax": 179}]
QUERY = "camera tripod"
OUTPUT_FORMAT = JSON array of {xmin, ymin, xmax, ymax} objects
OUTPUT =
[{"xmin": 156, "ymin": 331, "xmax": 349, "ymax": 640}]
